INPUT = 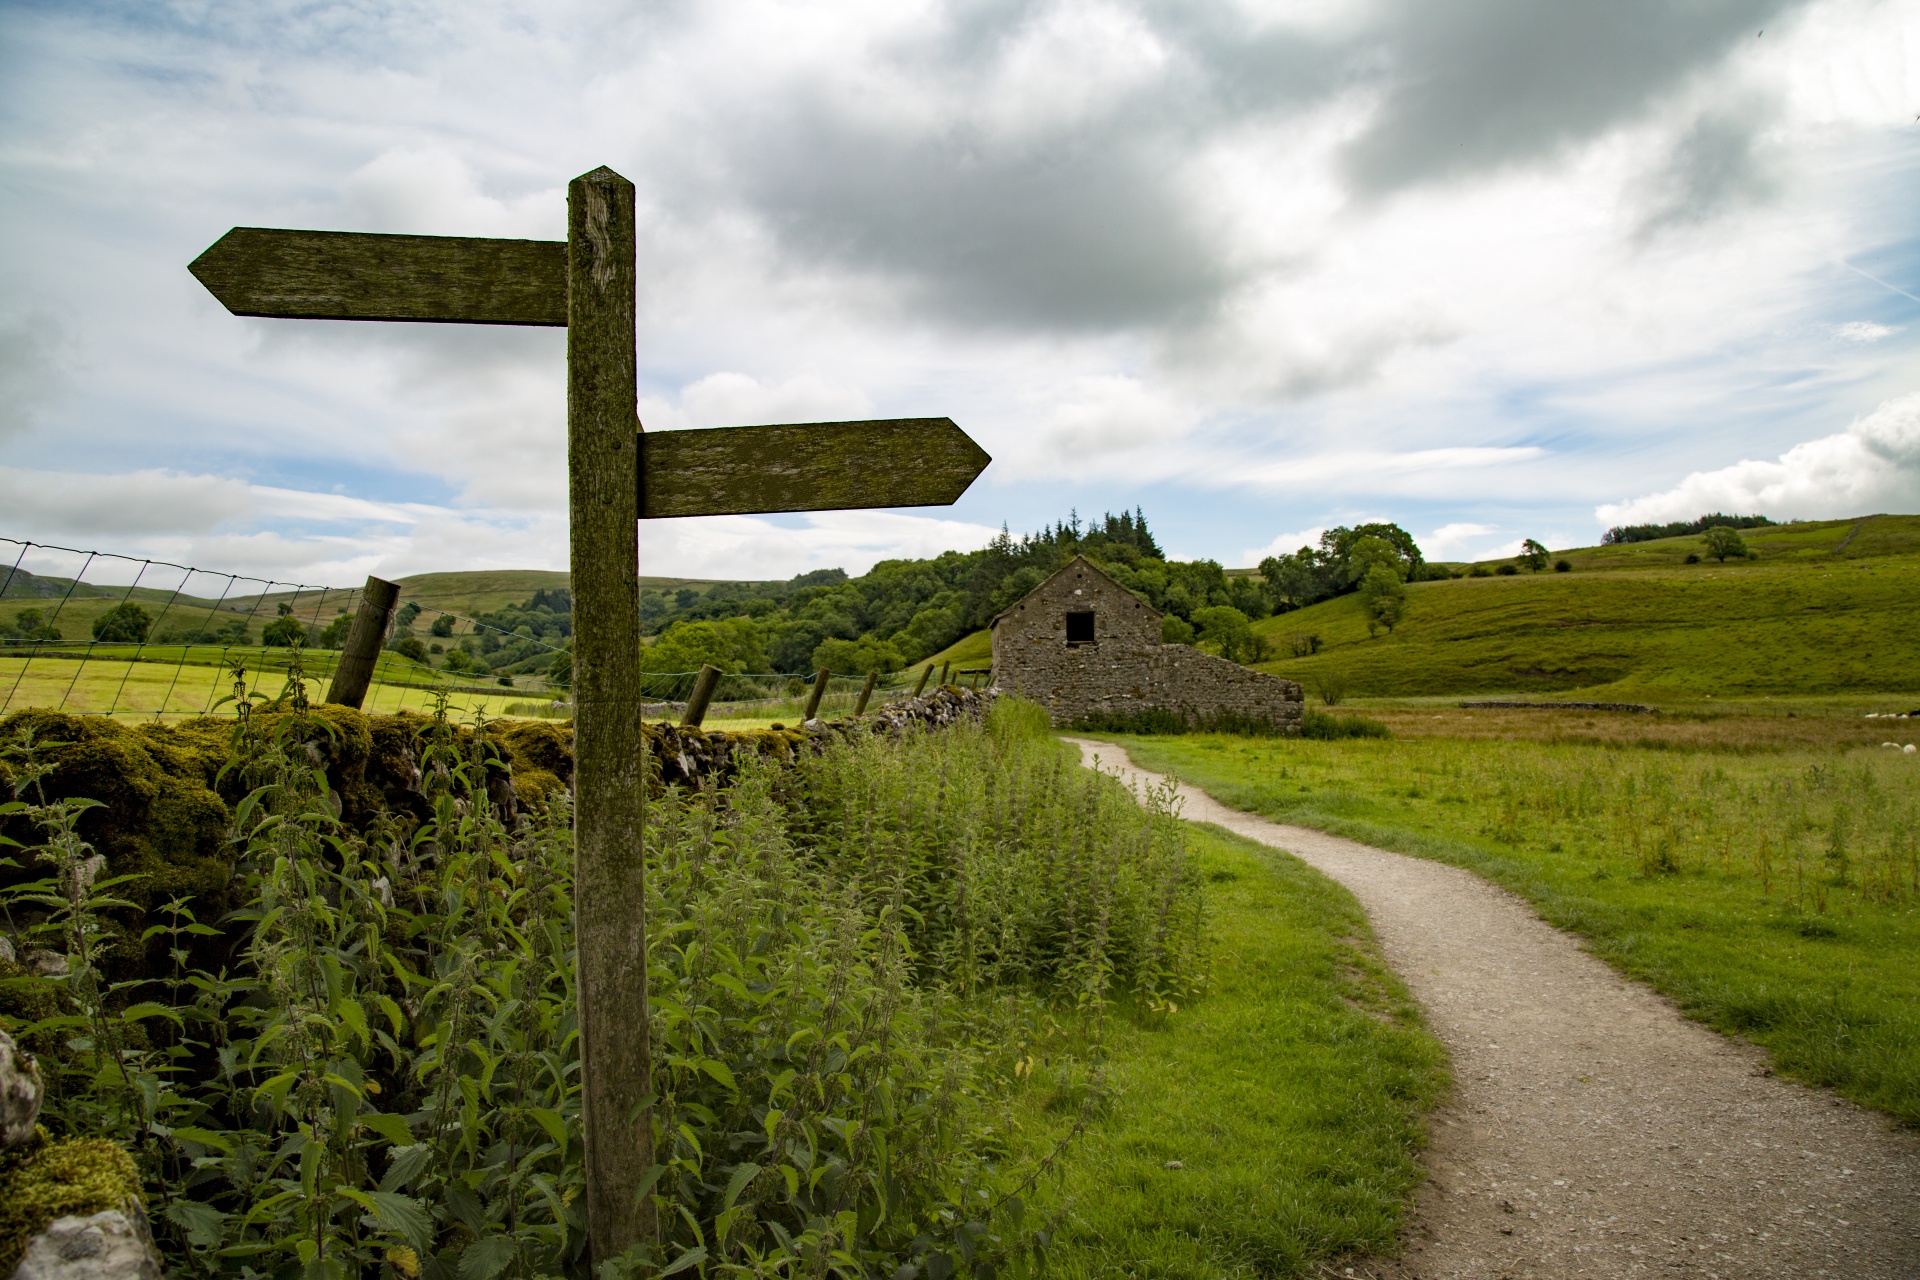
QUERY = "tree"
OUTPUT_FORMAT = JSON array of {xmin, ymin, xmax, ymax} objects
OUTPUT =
[
  {"xmin": 812, "ymin": 635, "xmax": 907, "ymax": 674},
  {"xmin": 1191, "ymin": 605, "xmax": 1271, "ymax": 665},
  {"xmin": 640, "ymin": 617, "xmax": 769, "ymax": 675},
  {"xmin": 391, "ymin": 636, "xmax": 427, "ymax": 663},
  {"xmin": 442, "ymin": 647, "xmax": 473, "ymax": 673},
  {"xmin": 1357, "ymin": 564, "xmax": 1407, "ymax": 636},
  {"xmin": 91, "ymin": 602, "xmax": 152, "ymax": 644},
  {"xmin": 1160, "ymin": 614, "xmax": 1196, "ymax": 645},
  {"xmin": 1520, "ymin": 539, "xmax": 1550, "ymax": 572},
  {"xmin": 430, "ymin": 614, "xmax": 456, "ymax": 637},
  {"xmin": 261, "ymin": 614, "xmax": 307, "ymax": 647},
  {"xmin": 1701, "ymin": 526, "xmax": 1748, "ymax": 563}
]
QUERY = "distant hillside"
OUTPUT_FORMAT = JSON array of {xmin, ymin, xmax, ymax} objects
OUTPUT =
[
  {"xmin": 1248, "ymin": 514, "xmax": 1920, "ymax": 698},
  {"xmin": 392, "ymin": 570, "xmax": 773, "ymax": 618}
]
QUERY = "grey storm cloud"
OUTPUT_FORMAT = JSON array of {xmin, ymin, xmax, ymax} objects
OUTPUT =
[
  {"xmin": 672, "ymin": 0, "xmax": 1811, "ymax": 335},
  {"xmin": 1342, "ymin": 0, "xmax": 1805, "ymax": 193}
]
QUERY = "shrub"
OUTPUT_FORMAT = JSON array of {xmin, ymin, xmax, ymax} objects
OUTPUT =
[
  {"xmin": 1468, "ymin": 565, "xmax": 1493, "ymax": 578},
  {"xmin": 1288, "ymin": 632, "xmax": 1322, "ymax": 657},
  {"xmin": 389, "ymin": 635, "xmax": 427, "ymax": 663},
  {"xmin": 1496, "ymin": 564, "xmax": 1519, "ymax": 576},
  {"xmin": 88, "ymin": 603, "xmax": 151, "ymax": 645},
  {"xmin": 1684, "ymin": 553, "xmax": 1701, "ymax": 564},
  {"xmin": 1553, "ymin": 559, "xmax": 1572, "ymax": 573},
  {"xmin": 1702, "ymin": 525, "xmax": 1750, "ymax": 563},
  {"xmin": 1160, "ymin": 614, "xmax": 1196, "ymax": 645},
  {"xmin": 1299, "ymin": 710, "xmax": 1391, "ymax": 740},
  {"xmin": 1312, "ymin": 672, "xmax": 1349, "ymax": 706}
]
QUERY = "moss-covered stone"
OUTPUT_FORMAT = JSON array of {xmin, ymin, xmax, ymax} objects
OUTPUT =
[
  {"xmin": 0, "ymin": 1131, "xmax": 142, "ymax": 1278},
  {"xmin": 0, "ymin": 711, "xmax": 232, "ymax": 920}
]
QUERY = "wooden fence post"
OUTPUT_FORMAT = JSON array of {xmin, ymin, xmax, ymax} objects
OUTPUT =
[
  {"xmin": 803, "ymin": 668, "xmax": 831, "ymax": 721},
  {"xmin": 912, "ymin": 665, "xmax": 932, "ymax": 697},
  {"xmin": 939, "ymin": 661, "xmax": 950, "ymax": 686},
  {"xmin": 681, "ymin": 665, "xmax": 722, "ymax": 728},
  {"xmin": 567, "ymin": 166, "xmax": 655, "ymax": 1264},
  {"xmin": 853, "ymin": 670, "xmax": 878, "ymax": 716},
  {"xmin": 323, "ymin": 575, "xmax": 399, "ymax": 709}
]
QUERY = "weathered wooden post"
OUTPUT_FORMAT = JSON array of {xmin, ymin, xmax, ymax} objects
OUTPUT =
[
  {"xmin": 853, "ymin": 670, "xmax": 878, "ymax": 715},
  {"xmin": 912, "ymin": 665, "xmax": 933, "ymax": 697},
  {"xmin": 323, "ymin": 574, "xmax": 399, "ymax": 709},
  {"xmin": 802, "ymin": 668, "xmax": 831, "ymax": 720},
  {"xmin": 565, "ymin": 168, "xmax": 657, "ymax": 1257},
  {"xmin": 680, "ymin": 664, "xmax": 722, "ymax": 728},
  {"xmin": 939, "ymin": 660, "xmax": 951, "ymax": 686}
]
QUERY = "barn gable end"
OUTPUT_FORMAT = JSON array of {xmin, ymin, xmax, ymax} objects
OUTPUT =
[{"xmin": 990, "ymin": 556, "xmax": 1304, "ymax": 731}]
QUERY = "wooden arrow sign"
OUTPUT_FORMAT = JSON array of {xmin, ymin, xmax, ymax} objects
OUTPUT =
[
  {"xmin": 640, "ymin": 418, "xmax": 989, "ymax": 518},
  {"xmin": 190, "ymin": 228, "xmax": 567, "ymax": 326}
]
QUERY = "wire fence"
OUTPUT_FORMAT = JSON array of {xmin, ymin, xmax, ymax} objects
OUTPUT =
[{"xmin": 0, "ymin": 537, "xmax": 964, "ymax": 725}]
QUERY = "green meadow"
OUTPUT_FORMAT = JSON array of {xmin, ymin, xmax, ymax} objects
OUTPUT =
[
  {"xmin": 1251, "ymin": 514, "xmax": 1920, "ymax": 700},
  {"xmin": 1034, "ymin": 822, "xmax": 1445, "ymax": 1278},
  {"xmin": 1103, "ymin": 729, "xmax": 1920, "ymax": 1126}
]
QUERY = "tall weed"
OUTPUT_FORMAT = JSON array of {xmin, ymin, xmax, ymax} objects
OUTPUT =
[{"xmin": 0, "ymin": 679, "xmax": 1184, "ymax": 1279}]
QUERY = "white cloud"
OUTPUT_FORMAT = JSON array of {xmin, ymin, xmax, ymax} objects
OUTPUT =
[
  {"xmin": 640, "ymin": 372, "xmax": 875, "ymax": 433},
  {"xmin": 1835, "ymin": 320, "xmax": 1902, "ymax": 342},
  {"xmin": 1596, "ymin": 391, "xmax": 1920, "ymax": 527},
  {"xmin": 1241, "ymin": 525, "xmax": 1328, "ymax": 565},
  {"xmin": 638, "ymin": 510, "xmax": 1002, "ymax": 579},
  {"xmin": 1421, "ymin": 521, "xmax": 1496, "ymax": 558}
]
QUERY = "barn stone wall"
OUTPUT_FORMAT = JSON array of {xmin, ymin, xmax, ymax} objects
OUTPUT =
[{"xmin": 991, "ymin": 557, "xmax": 1303, "ymax": 730}]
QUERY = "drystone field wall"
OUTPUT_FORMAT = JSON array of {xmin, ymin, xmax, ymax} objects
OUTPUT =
[
  {"xmin": 0, "ymin": 687, "xmax": 994, "ymax": 927},
  {"xmin": 992, "ymin": 557, "xmax": 1303, "ymax": 729}
]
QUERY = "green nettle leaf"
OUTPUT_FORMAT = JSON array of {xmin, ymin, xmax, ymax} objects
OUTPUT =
[
  {"xmin": 359, "ymin": 1111, "xmax": 414, "ymax": 1147},
  {"xmin": 659, "ymin": 1245, "xmax": 708, "ymax": 1276},
  {"xmin": 164, "ymin": 1201, "xmax": 228, "ymax": 1249},
  {"xmin": 457, "ymin": 1235, "xmax": 515, "ymax": 1280}
]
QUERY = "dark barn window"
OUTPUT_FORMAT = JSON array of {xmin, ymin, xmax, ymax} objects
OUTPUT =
[{"xmin": 1065, "ymin": 611, "xmax": 1095, "ymax": 643}]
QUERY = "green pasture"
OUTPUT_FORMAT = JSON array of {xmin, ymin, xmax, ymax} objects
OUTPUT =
[
  {"xmin": 1251, "ymin": 515, "xmax": 1920, "ymax": 699},
  {"xmin": 0, "ymin": 652, "xmax": 535, "ymax": 721},
  {"xmin": 911, "ymin": 625, "xmax": 993, "ymax": 676},
  {"xmin": 1034, "ymin": 823, "xmax": 1445, "ymax": 1278},
  {"xmin": 1102, "ymin": 731, "xmax": 1920, "ymax": 1126}
]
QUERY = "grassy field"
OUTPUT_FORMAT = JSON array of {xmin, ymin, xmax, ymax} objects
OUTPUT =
[
  {"xmin": 1103, "ymin": 727, "xmax": 1920, "ymax": 1126},
  {"xmin": 0, "ymin": 652, "xmax": 540, "ymax": 721},
  {"xmin": 911, "ymin": 626, "xmax": 994, "ymax": 677},
  {"xmin": 1031, "ymin": 822, "xmax": 1446, "ymax": 1277},
  {"xmin": 1253, "ymin": 514, "xmax": 1920, "ymax": 700}
]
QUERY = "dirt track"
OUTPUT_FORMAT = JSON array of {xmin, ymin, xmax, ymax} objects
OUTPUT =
[{"xmin": 1066, "ymin": 738, "xmax": 1920, "ymax": 1279}]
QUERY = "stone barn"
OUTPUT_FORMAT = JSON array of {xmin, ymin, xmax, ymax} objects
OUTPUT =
[{"xmin": 991, "ymin": 556, "xmax": 1304, "ymax": 731}]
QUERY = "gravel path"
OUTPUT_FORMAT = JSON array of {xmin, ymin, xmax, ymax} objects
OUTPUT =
[{"xmin": 1066, "ymin": 738, "xmax": 1920, "ymax": 1279}]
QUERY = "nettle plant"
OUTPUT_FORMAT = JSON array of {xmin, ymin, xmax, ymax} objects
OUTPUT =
[{"xmin": 0, "ymin": 665, "xmax": 1205, "ymax": 1280}]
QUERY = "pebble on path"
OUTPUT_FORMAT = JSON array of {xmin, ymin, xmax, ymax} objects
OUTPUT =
[{"xmin": 1067, "ymin": 738, "xmax": 1920, "ymax": 1280}]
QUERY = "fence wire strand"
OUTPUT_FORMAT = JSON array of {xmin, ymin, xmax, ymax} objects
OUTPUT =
[{"xmin": 1, "ymin": 537, "xmax": 951, "ymax": 725}]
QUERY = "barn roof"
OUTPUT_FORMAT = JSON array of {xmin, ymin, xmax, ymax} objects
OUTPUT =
[{"xmin": 989, "ymin": 555, "xmax": 1159, "ymax": 628}]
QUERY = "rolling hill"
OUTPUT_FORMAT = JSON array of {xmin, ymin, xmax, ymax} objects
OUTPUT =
[{"xmin": 1248, "ymin": 514, "xmax": 1920, "ymax": 699}]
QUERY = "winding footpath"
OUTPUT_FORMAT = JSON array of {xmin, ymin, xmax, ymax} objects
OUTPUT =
[{"xmin": 1066, "ymin": 738, "xmax": 1920, "ymax": 1280}]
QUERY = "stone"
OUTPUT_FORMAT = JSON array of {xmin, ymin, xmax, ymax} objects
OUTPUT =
[
  {"xmin": 10, "ymin": 1209, "xmax": 161, "ymax": 1280},
  {"xmin": 23, "ymin": 954, "xmax": 66, "ymax": 979},
  {"xmin": 991, "ymin": 556, "xmax": 1304, "ymax": 730},
  {"xmin": 0, "ymin": 1031, "xmax": 42, "ymax": 1148}
]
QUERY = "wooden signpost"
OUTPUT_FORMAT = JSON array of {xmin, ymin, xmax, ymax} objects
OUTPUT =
[{"xmin": 189, "ymin": 166, "xmax": 990, "ymax": 1265}]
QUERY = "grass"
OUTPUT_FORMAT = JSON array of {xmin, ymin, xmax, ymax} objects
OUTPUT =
[
  {"xmin": 0, "ymin": 653, "xmax": 532, "ymax": 721},
  {"xmin": 1102, "ymin": 730, "xmax": 1920, "ymax": 1126},
  {"xmin": 1253, "ymin": 514, "xmax": 1920, "ymax": 699},
  {"xmin": 1034, "ymin": 822, "xmax": 1446, "ymax": 1278},
  {"xmin": 912, "ymin": 627, "xmax": 994, "ymax": 676}
]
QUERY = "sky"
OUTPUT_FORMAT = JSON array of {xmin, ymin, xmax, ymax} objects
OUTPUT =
[{"xmin": 2, "ymin": 0, "xmax": 1918, "ymax": 588}]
